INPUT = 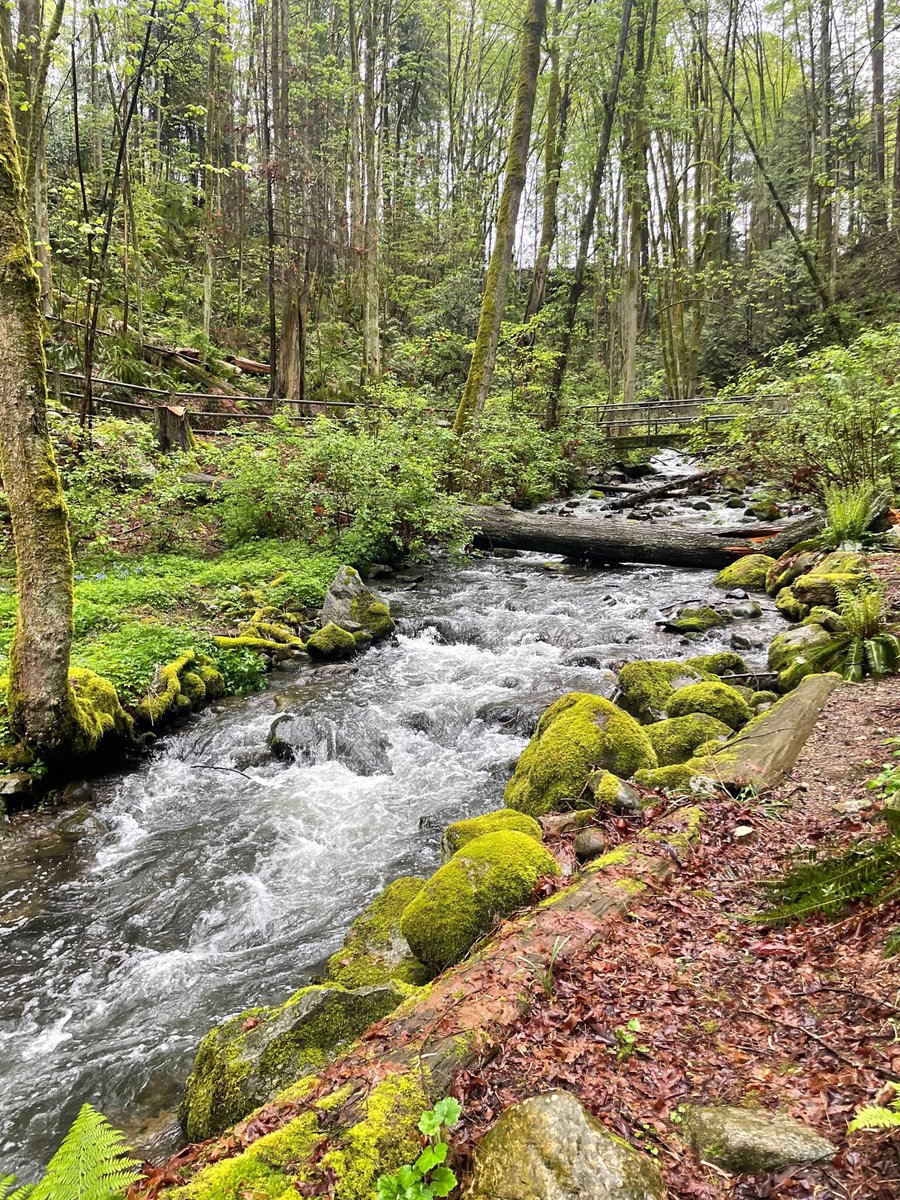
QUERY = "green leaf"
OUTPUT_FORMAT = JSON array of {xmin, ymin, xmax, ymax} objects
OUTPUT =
[
  {"xmin": 429, "ymin": 1166, "xmax": 458, "ymax": 1197},
  {"xmin": 433, "ymin": 1097, "xmax": 462, "ymax": 1127}
]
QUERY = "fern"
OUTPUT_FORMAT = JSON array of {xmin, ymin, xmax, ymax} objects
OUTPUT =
[
  {"xmin": 0, "ymin": 1176, "xmax": 32, "ymax": 1200},
  {"xmin": 807, "ymin": 584, "xmax": 900, "ymax": 682},
  {"xmin": 30, "ymin": 1105, "xmax": 141, "ymax": 1200},
  {"xmin": 759, "ymin": 835, "xmax": 900, "ymax": 925},
  {"xmin": 821, "ymin": 482, "xmax": 875, "ymax": 548},
  {"xmin": 848, "ymin": 1096, "xmax": 900, "ymax": 1133}
]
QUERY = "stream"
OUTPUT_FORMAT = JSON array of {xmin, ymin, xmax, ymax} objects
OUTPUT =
[{"xmin": 0, "ymin": 457, "xmax": 787, "ymax": 1179}]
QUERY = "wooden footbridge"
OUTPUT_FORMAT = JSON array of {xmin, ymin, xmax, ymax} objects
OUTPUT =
[{"xmin": 575, "ymin": 394, "xmax": 792, "ymax": 447}]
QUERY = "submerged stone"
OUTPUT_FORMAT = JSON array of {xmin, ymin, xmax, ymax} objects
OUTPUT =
[
  {"xmin": 179, "ymin": 981, "xmax": 409, "ymax": 1142},
  {"xmin": 400, "ymin": 830, "xmax": 558, "ymax": 970},
  {"xmin": 503, "ymin": 693, "xmax": 657, "ymax": 817},
  {"xmin": 682, "ymin": 1104, "xmax": 836, "ymax": 1175},
  {"xmin": 465, "ymin": 1091, "xmax": 665, "ymax": 1200}
]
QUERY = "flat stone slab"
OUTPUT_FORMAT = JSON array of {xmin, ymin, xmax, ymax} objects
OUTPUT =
[{"xmin": 682, "ymin": 1104, "xmax": 836, "ymax": 1175}]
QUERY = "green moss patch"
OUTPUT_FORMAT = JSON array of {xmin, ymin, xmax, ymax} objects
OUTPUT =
[
  {"xmin": 400, "ymin": 830, "xmax": 559, "ymax": 970},
  {"xmin": 503, "ymin": 692, "xmax": 657, "ymax": 816},
  {"xmin": 664, "ymin": 681, "xmax": 753, "ymax": 730},
  {"xmin": 307, "ymin": 622, "xmax": 357, "ymax": 659},
  {"xmin": 714, "ymin": 554, "xmax": 775, "ymax": 592},
  {"xmin": 326, "ymin": 877, "xmax": 432, "ymax": 989},
  {"xmin": 685, "ymin": 652, "xmax": 748, "ymax": 677},
  {"xmin": 645, "ymin": 714, "xmax": 733, "ymax": 766},
  {"xmin": 441, "ymin": 809, "xmax": 542, "ymax": 858},
  {"xmin": 617, "ymin": 660, "xmax": 712, "ymax": 724}
]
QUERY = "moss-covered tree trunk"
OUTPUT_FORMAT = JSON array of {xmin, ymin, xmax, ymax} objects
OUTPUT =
[
  {"xmin": 0, "ymin": 36, "xmax": 80, "ymax": 754},
  {"xmin": 452, "ymin": 0, "xmax": 546, "ymax": 435}
]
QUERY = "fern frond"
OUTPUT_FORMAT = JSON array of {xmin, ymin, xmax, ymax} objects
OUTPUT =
[
  {"xmin": 759, "ymin": 836, "xmax": 900, "ymax": 925},
  {"xmin": 848, "ymin": 1102, "xmax": 900, "ymax": 1133},
  {"xmin": 0, "ymin": 1175, "xmax": 33, "ymax": 1200},
  {"xmin": 30, "ymin": 1105, "xmax": 141, "ymax": 1200}
]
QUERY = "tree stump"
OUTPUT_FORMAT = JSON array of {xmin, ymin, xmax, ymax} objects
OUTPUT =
[{"xmin": 155, "ymin": 403, "xmax": 195, "ymax": 452}]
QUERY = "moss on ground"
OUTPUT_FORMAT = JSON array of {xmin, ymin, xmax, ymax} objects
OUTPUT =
[{"xmin": 503, "ymin": 692, "xmax": 657, "ymax": 816}]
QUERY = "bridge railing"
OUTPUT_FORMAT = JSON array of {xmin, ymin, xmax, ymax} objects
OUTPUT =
[{"xmin": 575, "ymin": 393, "xmax": 792, "ymax": 440}]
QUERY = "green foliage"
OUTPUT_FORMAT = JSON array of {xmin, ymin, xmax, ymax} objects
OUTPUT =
[
  {"xmin": 759, "ymin": 836, "xmax": 900, "ymax": 925},
  {"xmin": 0, "ymin": 1176, "xmax": 31, "ymax": 1200},
  {"xmin": 29, "ymin": 1103, "xmax": 141, "ymax": 1200},
  {"xmin": 848, "ymin": 1090, "xmax": 900, "ymax": 1133},
  {"xmin": 376, "ymin": 1098, "xmax": 461, "ymax": 1200},
  {"xmin": 869, "ymin": 737, "xmax": 900, "ymax": 834},
  {"xmin": 695, "ymin": 325, "xmax": 900, "ymax": 494},
  {"xmin": 614, "ymin": 1018, "xmax": 651, "ymax": 1061},
  {"xmin": 807, "ymin": 584, "xmax": 900, "ymax": 682},
  {"xmin": 820, "ymin": 483, "xmax": 876, "ymax": 549}
]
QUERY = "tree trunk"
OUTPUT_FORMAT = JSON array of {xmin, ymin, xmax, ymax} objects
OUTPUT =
[
  {"xmin": 462, "ymin": 504, "xmax": 822, "ymax": 569},
  {"xmin": 361, "ymin": 0, "xmax": 382, "ymax": 384},
  {"xmin": 0, "ymin": 37, "xmax": 79, "ymax": 754},
  {"xmin": 453, "ymin": 0, "xmax": 547, "ymax": 435}
]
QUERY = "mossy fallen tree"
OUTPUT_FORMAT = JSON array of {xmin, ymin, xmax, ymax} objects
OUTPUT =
[{"xmin": 463, "ymin": 504, "xmax": 824, "ymax": 569}]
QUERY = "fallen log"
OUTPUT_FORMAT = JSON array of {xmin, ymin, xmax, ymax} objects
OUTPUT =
[
  {"xmin": 604, "ymin": 467, "xmax": 720, "ymax": 511},
  {"xmin": 463, "ymin": 504, "xmax": 822, "ymax": 569}
]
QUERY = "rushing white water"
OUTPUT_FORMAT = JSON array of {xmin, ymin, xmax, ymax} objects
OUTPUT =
[{"xmin": 0, "ymin": 475, "xmax": 786, "ymax": 1179}]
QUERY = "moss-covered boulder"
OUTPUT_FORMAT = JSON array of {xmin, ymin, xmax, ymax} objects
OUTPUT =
[
  {"xmin": 750, "ymin": 689, "xmax": 779, "ymax": 711},
  {"xmin": 503, "ymin": 693, "xmax": 657, "ymax": 817},
  {"xmin": 321, "ymin": 566, "xmax": 395, "ymax": 639},
  {"xmin": 664, "ymin": 681, "xmax": 752, "ymax": 730},
  {"xmin": 714, "ymin": 554, "xmax": 776, "ymax": 592},
  {"xmin": 307, "ymin": 622, "xmax": 357, "ymax": 660},
  {"xmin": 441, "ymin": 809, "xmax": 542, "ymax": 860},
  {"xmin": 775, "ymin": 586, "xmax": 810, "ymax": 621},
  {"xmin": 686, "ymin": 652, "xmax": 748, "ymax": 677},
  {"xmin": 681, "ymin": 1105, "xmax": 835, "ymax": 1175},
  {"xmin": 804, "ymin": 606, "xmax": 847, "ymax": 634},
  {"xmin": 400, "ymin": 831, "xmax": 558, "ymax": 970},
  {"xmin": 69, "ymin": 668, "xmax": 135, "ymax": 750},
  {"xmin": 792, "ymin": 571, "xmax": 863, "ymax": 608},
  {"xmin": 465, "ymin": 1091, "xmax": 665, "ymax": 1200},
  {"xmin": 180, "ymin": 981, "xmax": 410, "ymax": 1142},
  {"xmin": 584, "ymin": 770, "xmax": 642, "ymax": 812},
  {"xmin": 645, "ymin": 714, "xmax": 733, "ymax": 766},
  {"xmin": 767, "ymin": 623, "xmax": 834, "ymax": 691},
  {"xmin": 326, "ymin": 878, "xmax": 431, "ymax": 989},
  {"xmin": 665, "ymin": 605, "xmax": 731, "ymax": 634},
  {"xmin": 617, "ymin": 660, "xmax": 712, "ymax": 724}
]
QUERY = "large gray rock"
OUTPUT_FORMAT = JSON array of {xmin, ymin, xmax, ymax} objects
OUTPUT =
[
  {"xmin": 682, "ymin": 1104, "xmax": 836, "ymax": 1175},
  {"xmin": 320, "ymin": 565, "xmax": 395, "ymax": 638},
  {"xmin": 465, "ymin": 1092, "xmax": 665, "ymax": 1200}
]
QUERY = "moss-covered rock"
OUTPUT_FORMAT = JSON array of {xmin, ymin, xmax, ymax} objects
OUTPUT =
[
  {"xmin": 774, "ymin": 586, "xmax": 809, "ymax": 622},
  {"xmin": 803, "ymin": 606, "xmax": 847, "ymax": 634},
  {"xmin": 714, "ymin": 554, "xmax": 776, "ymax": 592},
  {"xmin": 400, "ymin": 831, "xmax": 558, "ymax": 970},
  {"xmin": 166, "ymin": 1071, "xmax": 428, "ymax": 1200},
  {"xmin": 686, "ymin": 652, "xmax": 748, "ymax": 677},
  {"xmin": 465, "ymin": 1091, "xmax": 665, "ymax": 1200},
  {"xmin": 645, "ymin": 714, "xmax": 733, "ymax": 766},
  {"xmin": 133, "ymin": 650, "xmax": 224, "ymax": 727},
  {"xmin": 326, "ymin": 877, "xmax": 431, "ymax": 989},
  {"xmin": 441, "ymin": 809, "xmax": 542, "ymax": 859},
  {"xmin": 503, "ymin": 693, "xmax": 657, "ymax": 816},
  {"xmin": 792, "ymin": 572, "xmax": 865, "ymax": 608},
  {"xmin": 306, "ymin": 622, "xmax": 357, "ymax": 660},
  {"xmin": 665, "ymin": 605, "xmax": 731, "ymax": 634},
  {"xmin": 765, "ymin": 544, "xmax": 821, "ymax": 596},
  {"xmin": 664, "ymin": 681, "xmax": 753, "ymax": 730},
  {"xmin": 750, "ymin": 689, "xmax": 779, "ymax": 710},
  {"xmin": 321, "ymin": 566, "xmax": 395, "ymax": 639},
  {"xmin": 767, "ymin": 623, "xmax": 834, "ymax": 691},
  {"xmin": 617, "ymin": 660, "xmax": 712, "ymax": 724},
  {"xmin": 179, "ymin": 981, "xmax": 410, "ymax": 1142},
  {"xmin": 585, "ymin": 770, "xmax": 642, "ymax": 812}
]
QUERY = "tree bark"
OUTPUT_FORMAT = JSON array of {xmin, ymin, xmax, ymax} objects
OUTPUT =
[
  {"xmin": 453, "ymin": 0, "xmax": 547, "ymax": 434},
  {"xmin": 0, "ymin": 35, "xmax": 79, "ymax": 754},
  {"xmin": 462, "ymin": 504, "xmax": 822, "ymax": 569}
]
